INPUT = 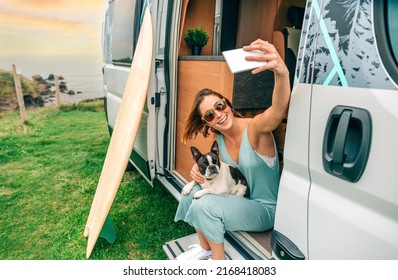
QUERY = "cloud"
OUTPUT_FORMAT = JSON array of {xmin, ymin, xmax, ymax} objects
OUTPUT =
[
  {"xmin": 0, "ymin": 0, "xmax": 103, "ymax": 24},
  {"xmin": 16, "ymin": 0, "xmax": 64, "ymax": 8},
  {"xmin": 0, "ymin": 0, "xmax": 103, "ymax": 55},
  {"xmin": 0, "ymin": 11, "xmax": 96, "ymax": 36},
  {"xmin": 2, "ymin": 0, "xmax": 100, "ymax": 10}
]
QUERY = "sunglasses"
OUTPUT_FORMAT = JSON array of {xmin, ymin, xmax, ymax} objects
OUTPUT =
[{"xmin": 201, "ymin": 98, "xmax": 228, "ymax": 122}]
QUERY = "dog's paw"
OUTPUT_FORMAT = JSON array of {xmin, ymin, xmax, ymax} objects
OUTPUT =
[
  {"xmin": 181, "ymin": 187, "xmax": 191, "ymax": 195},
  {"xmin": 182, "ymin": 181, "xmax": 196, "ymax": 196},
  {"xmin": 193, "ymin": 190, "xmax": 205, "ymax": 199}
]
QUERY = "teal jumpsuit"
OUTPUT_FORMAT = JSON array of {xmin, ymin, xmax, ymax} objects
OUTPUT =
[{"xmin": 174, "ymin": 126, "xmax": 279, "ymax": 244}]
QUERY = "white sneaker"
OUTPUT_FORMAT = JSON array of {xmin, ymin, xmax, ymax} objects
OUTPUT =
[{"xmin": 175, "ymin": 244, "xmax": 212, "ymax": 260}]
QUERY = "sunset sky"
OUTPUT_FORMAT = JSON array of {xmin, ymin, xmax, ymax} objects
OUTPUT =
[{"xmin": 0, "ymin": 0, "xmax": 104, "ymax": 56}]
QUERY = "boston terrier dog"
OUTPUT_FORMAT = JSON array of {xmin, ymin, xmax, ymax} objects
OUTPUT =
[{"xmin": 182, "ymin": 140, "xmax": 250, "ymax": 199}]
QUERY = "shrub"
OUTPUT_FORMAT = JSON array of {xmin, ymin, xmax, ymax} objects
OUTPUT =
[{"xmin": 183, "ymin": 26, "xmax": 209, "ymax": 48}]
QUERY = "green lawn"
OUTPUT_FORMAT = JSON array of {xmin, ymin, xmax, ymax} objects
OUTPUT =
[{"xmin": 0, "ymin": 101, "xmax": 193, "ymax": 260}]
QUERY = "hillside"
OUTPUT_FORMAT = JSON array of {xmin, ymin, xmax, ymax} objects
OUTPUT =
[
  {"xmin": 0, "ymin": 69, "xmax": 80, "ymax": 112},
  {"xmin": 0, "ymin": 69, "xmax": 46, "ymax": 112}
]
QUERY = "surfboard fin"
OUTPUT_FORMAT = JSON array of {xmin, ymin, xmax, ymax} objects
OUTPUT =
[{"xmin": 99, "ymin": 215, "xmax": 116, "ymax": 244}]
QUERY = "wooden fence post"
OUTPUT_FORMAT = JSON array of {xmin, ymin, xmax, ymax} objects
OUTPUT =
[
  {"xmin": 55, "ymin": 75, "xmax": 61, "ymax": 106},
  {"xmin": 12, "ymin": 64, "xmax": 28, "ymax": 122}
]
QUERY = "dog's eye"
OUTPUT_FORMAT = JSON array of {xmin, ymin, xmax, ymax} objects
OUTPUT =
[
  {"xmin": 198, "ymin": 166, "xmax": 206, "ymax": 174},
  {"xmin": 211, "ymin": 156, "xmax": 219, "ymax": 165}
]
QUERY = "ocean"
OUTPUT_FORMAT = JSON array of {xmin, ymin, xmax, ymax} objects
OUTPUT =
[{"xmin": 0, "ymin": 54, "xmax": 104, "ymax": 104}]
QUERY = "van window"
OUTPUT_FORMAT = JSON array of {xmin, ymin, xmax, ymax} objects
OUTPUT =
[
  {"xmin": 103, "ymin": 10, "xmax": 112, "ymax": 64},
  {"xmin": 111, "ymin": 0, "xmax": 137, "ymax": 65},
  {"xmin": 374, "ymin": 0, "xmax": 398, "ymax": 84},
  {"xmin": 387, "ymin": 1, "xmax": 398, "ymax": 65}
]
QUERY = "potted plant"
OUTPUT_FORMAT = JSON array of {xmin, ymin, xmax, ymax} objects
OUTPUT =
[{"xmin": 183, "ymin": 26, "xmax": 209, "ymax": 55}]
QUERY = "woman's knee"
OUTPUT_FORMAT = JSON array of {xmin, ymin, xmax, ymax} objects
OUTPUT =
[{"xmin": 190, "ymin": 195, "xmax": 217, "ymax": 215}]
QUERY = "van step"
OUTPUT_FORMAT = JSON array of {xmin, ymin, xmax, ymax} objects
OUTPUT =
[{"xmin": 163, "ymin": 233, "xmax": 247, "ymax": 260}]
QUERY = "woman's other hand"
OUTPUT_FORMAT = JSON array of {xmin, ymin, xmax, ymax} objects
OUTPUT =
[{"xmin": 190, "ymin": 163, "xmax": 204, "ymax": 184}]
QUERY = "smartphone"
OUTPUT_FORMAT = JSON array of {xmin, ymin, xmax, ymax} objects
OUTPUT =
[{"xmin": 222, "ymin": 48, "xmax": 267, "ymax": 74}]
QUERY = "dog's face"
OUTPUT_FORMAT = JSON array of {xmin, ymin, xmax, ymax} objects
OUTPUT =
[{"xmin": 190, "ymin": 141, "xmax": 221, "ymax": 180}]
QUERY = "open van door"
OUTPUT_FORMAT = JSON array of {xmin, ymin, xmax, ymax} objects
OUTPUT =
[
  {"xmin": 103, "ymin": 0, "xmax": 157, "ymax": 184},
  {"xmin": 273, "ymin": 0, "xmax": 398, "ymax": 260},
  {"xmin": 306, "ymin": 0, "xmax": 398, "ymax": 259},
  {"xmin": 271, "ymin": 1, "xmax": 313, "ymax": 260}
]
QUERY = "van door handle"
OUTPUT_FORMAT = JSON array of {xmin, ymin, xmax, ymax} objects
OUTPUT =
[
  {"xmin": 332, "ymin": 110, "xmax": 351, "ymax": 172},
  {"xmin": 322, "ymin": 106, "xmax": 372, "ymax": 182}
]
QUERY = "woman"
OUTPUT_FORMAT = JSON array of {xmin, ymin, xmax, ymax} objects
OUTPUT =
[{"xmin": 174, "ymin": 39, "xmax": 290, "ymax": 260}]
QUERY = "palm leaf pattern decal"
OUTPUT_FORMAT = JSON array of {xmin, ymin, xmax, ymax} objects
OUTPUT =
[
  {"xmin": 298, "ymin": 0, "xmax": 317, "ymax": 84},
  {"xmin": 325, "ymin": 0, "xmax": 360, "ymax": 56},
  {"xmin": 299, "ymin": 0, "xmax": 393, "ymax": 89}
]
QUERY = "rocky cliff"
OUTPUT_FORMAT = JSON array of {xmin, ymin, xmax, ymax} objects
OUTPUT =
[{"xmin": 0, "ymin": 70, "xmax": 77, "ymax": 112}]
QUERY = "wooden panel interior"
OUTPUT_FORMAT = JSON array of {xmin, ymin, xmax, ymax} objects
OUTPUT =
[
  {"xmin": 236, "ymin": 0, "xmax": 281, "ymax": 47},
  {"xmin": 178, "ymin": 0, "xmax": 190, "ymax": 51},
  {"xmin": 273, "ymin": 31, "xmax": 285, "ymax": 61},
  {"xmin": 179, "ymin": 0, "xmax": 215, "ymax": 56},
  {"xmin": 176, "ymin": 60, "xmax": 234, "ymax": 181}
]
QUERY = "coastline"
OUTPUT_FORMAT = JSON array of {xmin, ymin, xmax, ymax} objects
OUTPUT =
[
  {"xmin": 0, "ymin": 54, "xmax": 104, "ymax": 107},
  {"xmin": 0, "ymin": 68, "xmax": 103, "ymax": 113}
]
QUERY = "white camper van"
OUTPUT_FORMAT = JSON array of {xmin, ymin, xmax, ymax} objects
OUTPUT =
[{"xmin": 102, "ymin": 0, "xmax": 398, "ymax": 259}]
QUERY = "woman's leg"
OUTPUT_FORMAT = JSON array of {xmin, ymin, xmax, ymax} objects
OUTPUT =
[
  {"xmin": 186, "ymin": 194, "xmax": 272, "ymax": 238},
  {"xmin": 196, "ymin": 229, "xmax": 211, "ymax": 251},
  {"xmin": 208, "ymin": 240, "xmax": 225, "ymax": 260},
  {"xmin": 175, "ymin": 186, "xmax": 215, "ymax": 260},
  {"xmin": 197, "ymin": 228, "xmax": 225, "ymax": 259},
  {"xmin": 176, "ymin": 188, "xmax": 271, "ymax": 260}
]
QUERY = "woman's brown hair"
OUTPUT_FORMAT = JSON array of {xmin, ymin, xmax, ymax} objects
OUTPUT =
[{"xmin": 181, "ymin": 88, "xmax": 241, "ymax": 143}]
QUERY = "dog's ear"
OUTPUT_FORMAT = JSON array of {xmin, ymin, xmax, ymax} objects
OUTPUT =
[
  {"xmin": 211, "ymin": 140, "xmax": 219, "ymax": 155},
  {"xmin": 190, "ymin": 146, "xmax": 202, "ymax": 162}
]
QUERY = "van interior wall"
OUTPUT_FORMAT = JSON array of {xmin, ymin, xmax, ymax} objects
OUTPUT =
[
  {"xmin": 179, "ymin": 0, "xmax": 215, "ymax": 56},
  {"xmin": 176, "ymin": 0, "xmax": 229, "ymax": 181},
  {"xmin": 236, "ymin": 0, "xmax": 281, "ymax": 46},
  {"xmin": 175, "ymin": 60, "xmax": 234, "ymax": 181}
]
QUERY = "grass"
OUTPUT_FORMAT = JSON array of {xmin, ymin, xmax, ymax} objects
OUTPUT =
[{"xmin": 0, "ymin": 101, "xmax": 194, "ymax": 260}]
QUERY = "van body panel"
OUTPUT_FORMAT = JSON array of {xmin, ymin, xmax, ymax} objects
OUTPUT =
[
  {"xmin": 272, "ymin": 0, "xmax": 316, "ymax": 259},
  {"xmin": 102, "ymin": 0, "xmax": 156, "ymax": 183},
  {"xmin": 104, "ymin": 66, "xmax": 150, "ymax": 167},
  {"xmin": 308, "ymin": 85, "xmax": 398, "ymax": 259},
  {"xmin": 273, "ymin": 83, "xmax": 312, "ymax": 259}
]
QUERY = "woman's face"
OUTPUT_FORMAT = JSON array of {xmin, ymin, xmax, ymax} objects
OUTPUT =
[{"xmin": 199, "ymin": 95, "xmax": 233, "ymax": 131}]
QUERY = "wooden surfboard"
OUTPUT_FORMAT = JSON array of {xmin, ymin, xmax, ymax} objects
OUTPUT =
[{"xmin": 83, "ymin": 7, "xmax": 153, "ymax": 258}]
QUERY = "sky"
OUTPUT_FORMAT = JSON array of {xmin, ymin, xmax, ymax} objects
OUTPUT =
[{"xmin": 0, "ymin": 0, "xmax": 104, "ymax": 56}]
